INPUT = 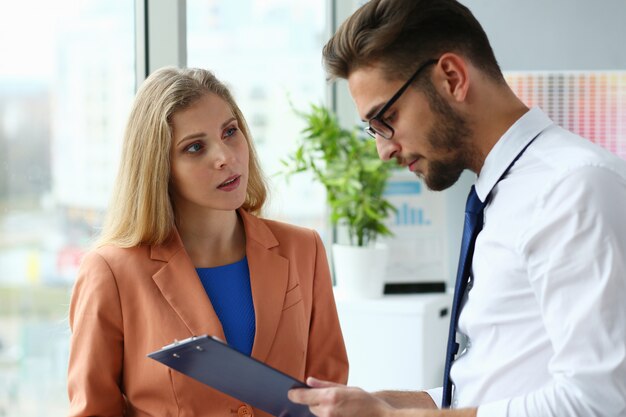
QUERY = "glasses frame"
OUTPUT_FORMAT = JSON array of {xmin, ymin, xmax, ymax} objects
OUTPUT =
[{"xmin": 365, "ymin": 58, "xmax": 439, "ymax": 140}]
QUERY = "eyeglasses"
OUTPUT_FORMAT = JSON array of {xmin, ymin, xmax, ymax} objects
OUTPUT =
[{"xmin": 365, "ymin": 58, "xmax": 439, "ymax": 140}]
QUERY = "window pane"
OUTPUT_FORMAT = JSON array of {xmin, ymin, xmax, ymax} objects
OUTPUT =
[
  {"xmin": 0, "ymin": 2, "xmax": 134, "ymax": 415},
  {"xmin": 187, "ymin": 0, "xmax": 329, "ymax": 238}
]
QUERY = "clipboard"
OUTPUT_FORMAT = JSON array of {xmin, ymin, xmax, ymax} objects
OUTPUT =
[{"xmin": 148, "ymin": 335, "xmax": 313, "ymax": 417}]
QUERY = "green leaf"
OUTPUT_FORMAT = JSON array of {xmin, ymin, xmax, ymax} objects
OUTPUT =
[{"xmin": 278, "ymin": 103, "xmax": 397, "ymax": 246}]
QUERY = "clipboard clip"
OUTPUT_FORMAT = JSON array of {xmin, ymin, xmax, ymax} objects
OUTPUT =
[{"xmin": 159, "ymin": 334, "xmax": 223, "ymax": 357}]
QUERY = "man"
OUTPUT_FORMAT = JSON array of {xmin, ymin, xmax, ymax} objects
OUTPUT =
[{"xmin": 288, "ymin": 0, "xmax": 626, "ymax": 416}]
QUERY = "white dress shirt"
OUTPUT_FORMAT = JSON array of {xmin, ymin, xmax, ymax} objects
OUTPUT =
[{"xmin": 428, "ymin": 107, "xmax": 626, "ymax": 416}]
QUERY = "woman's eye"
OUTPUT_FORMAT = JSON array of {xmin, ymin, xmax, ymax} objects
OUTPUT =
[
  {"xmin": 224, "ymin": 126, "xmax": 238, "ymax": 138},
  {"xmin": 185, "ymin": 143, "xmax": 202, "ymax": 153}
]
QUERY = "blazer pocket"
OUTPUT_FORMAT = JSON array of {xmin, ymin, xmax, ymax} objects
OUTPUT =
[{"xmin": 282, "ymin": 284, "xmax": 303, "ymax": 311}]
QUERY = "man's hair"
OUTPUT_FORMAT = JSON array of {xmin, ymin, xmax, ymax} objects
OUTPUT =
[
  {"xmin": 96, "ymin": 67, "xmax": 267, "ymax": 248},
  {"xmin": 323, "ymin": 0, "xmax": 503, "ymax": 83}
]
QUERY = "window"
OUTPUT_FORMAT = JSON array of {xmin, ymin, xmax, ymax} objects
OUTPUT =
[
  {"xmin": 186, "ymin": 0, "xmax": 329, "ymax": 238},
  {"xmin": 0, "ymin": 2, "xmax": 134, "ymax": 414}
]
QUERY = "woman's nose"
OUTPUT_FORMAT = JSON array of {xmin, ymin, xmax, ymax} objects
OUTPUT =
[{"xmin": 210, "ymin": 142, "xmax": 234, "ymax": 169}]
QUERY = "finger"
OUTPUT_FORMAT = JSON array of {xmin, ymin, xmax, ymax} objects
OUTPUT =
[
  {"xmin": 306, "ymin": 376, "xmax": 344, "ymax": 388},
  {"xmin": 288, "ymin": 387, "xmax": 314, "ymax": 404},
  {"xmin": 309, "ymin": 404, "xmax": 325, "ymax": 417}
]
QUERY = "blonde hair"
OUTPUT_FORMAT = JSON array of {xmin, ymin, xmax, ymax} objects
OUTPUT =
[{"xmin": 96, "ymin": 67, "xmax": 267, "ymax": 248}]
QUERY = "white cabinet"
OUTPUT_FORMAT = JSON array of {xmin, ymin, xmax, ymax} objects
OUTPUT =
[{"xmin": 335, "ymin": 293, "xmax": 452, "ymax": 392}]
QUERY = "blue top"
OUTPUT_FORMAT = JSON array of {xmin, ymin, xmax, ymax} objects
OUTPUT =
[{"xmin": 196, "ymin": 257, "xmax": 256, "ymax": 356}]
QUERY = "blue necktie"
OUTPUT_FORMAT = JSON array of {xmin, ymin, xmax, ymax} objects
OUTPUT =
[
  {"xmin": 440, "ymin": 134, "xmax": 540, "ymax": 408},
  {"xmin": 442, "ymin": 186, "xmax": 486, "ymax": 407}
]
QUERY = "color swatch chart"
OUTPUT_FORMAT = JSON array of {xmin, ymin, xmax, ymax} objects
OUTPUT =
[{"xmin": 505, "ymin": 71, "xmax": 626, "ymax": 160}]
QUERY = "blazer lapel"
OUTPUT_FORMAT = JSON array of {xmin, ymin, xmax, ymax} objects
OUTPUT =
[
  {"xmin": 240, "ymin": 210, "xmax": 290, "ymax": 363},
  {"xmin": 151, "ymin": 231, "xmax": 226, "ymax": 341}
]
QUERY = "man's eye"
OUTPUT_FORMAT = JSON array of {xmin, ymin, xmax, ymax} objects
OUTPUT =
[
  {"xmin": 186, "ymin": 143, "xmax": 202, "ymax": 153},
  {"xmin": 384, "ymin": 111, "xmax": 396, "ymax": 123}
]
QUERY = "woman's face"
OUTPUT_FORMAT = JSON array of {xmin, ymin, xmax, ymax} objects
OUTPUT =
[{"xmin": 169, "ymin": 93, "xmax": 250, "ymax": 216}]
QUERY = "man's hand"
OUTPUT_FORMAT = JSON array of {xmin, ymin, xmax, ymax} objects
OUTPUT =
[
  {"xmin": 374, "ymin": 390, "xmax": 437, "ymax": 409},
  {"xmin": 289, "ymin": 378, "xmax": 478, "ymax": 417},
  {"xmin": 288, "ymin": 377, "xmax": 396, "ymax": 417}
]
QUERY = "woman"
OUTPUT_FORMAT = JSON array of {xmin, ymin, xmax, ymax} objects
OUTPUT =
[{"xmin": 67, "ymin": 67, "xmax": 348, "ymax": 417}]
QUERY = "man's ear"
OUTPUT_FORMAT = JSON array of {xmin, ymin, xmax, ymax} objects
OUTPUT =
[{"xmin": 435, "ymin": 53, "xmax": 470, "ymax": 103}]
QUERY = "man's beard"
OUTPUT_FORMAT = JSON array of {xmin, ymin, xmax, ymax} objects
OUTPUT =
[{"xmin": 419, "ymin": 82, "xmax": 474, "ymax": 191}]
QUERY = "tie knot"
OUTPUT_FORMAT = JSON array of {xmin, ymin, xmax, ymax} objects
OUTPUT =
[{"xmin": 465, "ymin": 185, "xmax": 486, "ymax": 214}]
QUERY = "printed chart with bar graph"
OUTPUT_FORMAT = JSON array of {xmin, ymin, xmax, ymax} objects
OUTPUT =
[
  {"xmin": 382, "ymin": 172, "xmax": 446, "ymax": 284},
  {"xmin": 386, "ymin": 181, "xmax": 433, "ymax": 227},
  {"xmin": 395, "ymin": 202, "xmax": 431, "ymax": 226}
]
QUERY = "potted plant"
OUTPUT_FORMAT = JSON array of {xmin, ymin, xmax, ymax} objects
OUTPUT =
[{"xmin": 281, "ymin": 104, "xmax": 397, "ymax": 298}]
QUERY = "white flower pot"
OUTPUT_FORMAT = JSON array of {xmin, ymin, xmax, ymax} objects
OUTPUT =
[{"xmin": 332, "ymin": 243, "xmax": 389, "ymax": 299}]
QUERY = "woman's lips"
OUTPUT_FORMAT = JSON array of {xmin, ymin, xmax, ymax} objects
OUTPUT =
[{"xmin": 217, "ymin": 175, "xmax": 241, "ymax": 191}]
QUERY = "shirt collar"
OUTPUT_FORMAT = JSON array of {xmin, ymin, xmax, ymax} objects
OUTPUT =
[{"xmin": 474, "ymin": 107, "xmax": 553, "ymax": 202}]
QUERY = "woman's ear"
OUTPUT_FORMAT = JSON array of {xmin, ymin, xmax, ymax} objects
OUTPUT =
[{"xmin": 435, "ymin": 52, "xmax": 470, "ymax": 103}]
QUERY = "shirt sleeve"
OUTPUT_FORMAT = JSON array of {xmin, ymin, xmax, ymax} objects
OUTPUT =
[
  {"xmin": 479, "ymin": 165, "xmax": 626, "ymax": 417},
  {"xmin": 425, "ymin": 386, "xmax": 443, "ymax": 408}
]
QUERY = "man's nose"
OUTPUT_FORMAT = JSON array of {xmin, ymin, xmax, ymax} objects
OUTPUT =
[{"xmin": 376, "ymin": 136, "xmax": 400, "ymax": 161}]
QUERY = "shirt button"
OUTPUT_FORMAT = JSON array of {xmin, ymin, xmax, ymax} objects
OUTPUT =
[{"xmin": 238, "ymin": 405, "xmax": 253, "ymax": 417}]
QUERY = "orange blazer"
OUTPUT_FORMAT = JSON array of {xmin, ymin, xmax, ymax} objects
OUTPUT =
[{"xmin": 68, "ymin": 209, "xmax": 348, "ymax": 417}]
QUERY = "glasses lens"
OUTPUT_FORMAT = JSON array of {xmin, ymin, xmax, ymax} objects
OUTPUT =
[{"xmin": 369, "ymin": 119, "xmax": 393, "ymax": 139}]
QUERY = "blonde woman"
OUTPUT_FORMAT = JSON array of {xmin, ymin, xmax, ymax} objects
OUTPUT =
[{"xmin": 67, "ymin": 67, "xmax": 348, "ymax": 417}]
